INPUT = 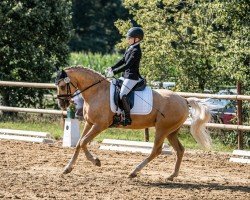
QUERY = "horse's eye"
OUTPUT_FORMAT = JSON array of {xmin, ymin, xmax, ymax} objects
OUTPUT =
[{"xmin": 60, "ymin": 85, "xmax": 66, "ymax": 90}]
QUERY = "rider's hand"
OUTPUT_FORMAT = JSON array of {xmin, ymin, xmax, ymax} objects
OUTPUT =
[{"xmin": 105, "ymin": 68, "xmax": 114, "ymax": 77}]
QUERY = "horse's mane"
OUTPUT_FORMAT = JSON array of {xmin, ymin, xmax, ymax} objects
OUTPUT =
[{"xmin": 65, "ymin": 65, "xmax": 105, "ymax": 78}]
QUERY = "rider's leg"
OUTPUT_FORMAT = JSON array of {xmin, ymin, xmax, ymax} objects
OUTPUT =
[
  {"xmin": 120, "ymin": 79, "xmax": 139, "ymax": 125},
  {"xmin": 121, "ymin": 95, "xmax": 132, "ymax": 125}
]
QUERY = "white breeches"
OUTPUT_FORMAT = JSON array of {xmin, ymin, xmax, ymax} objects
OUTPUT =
[{"xmin": 119, "ymin": 78, "xmax": 140, "ymax": 99}]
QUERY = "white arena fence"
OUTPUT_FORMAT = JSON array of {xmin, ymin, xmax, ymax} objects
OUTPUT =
[{"xmin": 0, "ymin": 80, "xmax": 250, "ymax": 149}]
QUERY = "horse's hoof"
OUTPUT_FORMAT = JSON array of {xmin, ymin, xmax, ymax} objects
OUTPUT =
[
  {"xmin": 95, "ymin": 158, "xmax": 101, "ymax": 167},
  {"xmin": 166, "ymin": 175, "xmax": 175, "ymax": 181},
  {"xmin": 129, "ymin": 173, "xmax": 137, "ymax": 178},
  {"xmin": 63, "ymin": 167, "xmax": 73, "ymax": 174}
]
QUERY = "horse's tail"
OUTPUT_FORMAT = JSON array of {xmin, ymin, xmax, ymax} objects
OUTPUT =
[{"xmin": 187, "ymin": 97, "xmax": 212, "ymax": 149}]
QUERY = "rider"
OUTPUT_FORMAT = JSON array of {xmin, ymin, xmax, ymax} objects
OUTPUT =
[{"xmin": 106, "ymin": 27, "xmax": 144, "ymax": 126}]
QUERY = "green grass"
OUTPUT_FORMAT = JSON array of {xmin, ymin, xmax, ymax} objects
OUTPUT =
[
  {"xmin": 0, "ymin": 115, "xmax": 242, "ymax": 152},
  {"xmin": 178, "ymin": 128, "xmax": 235, "ymax": 151},
  {"xmin": 0, "ymin": 116, "xmax": 64, "ymax": 140},
  {"xmin": 69, "ymin": 52, "xmax": 121, "ymax": 73}
]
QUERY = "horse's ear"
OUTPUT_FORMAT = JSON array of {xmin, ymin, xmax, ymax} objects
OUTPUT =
[
  {"xmin": 55, "ymin": 69, "xmax": 68, "ymax": 85},
  {"xmin": 61, "ymin": 70, "xmax": 67, "ymax": 78}
]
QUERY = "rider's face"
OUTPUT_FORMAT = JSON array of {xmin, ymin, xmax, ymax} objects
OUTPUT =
[{"xmin": 127, "ymin": 37, "xmax": 140, "ymax": 45}]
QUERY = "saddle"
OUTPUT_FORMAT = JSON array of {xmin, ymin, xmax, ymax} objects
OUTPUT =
[{"xmin": 113, "ymin": 78, "xmax": 147, "ymax": 110}]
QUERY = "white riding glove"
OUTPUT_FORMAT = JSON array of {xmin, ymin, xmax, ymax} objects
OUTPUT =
[{"xmin": 105, "ymin": 68, "xmax": 114, "ymax": 77}]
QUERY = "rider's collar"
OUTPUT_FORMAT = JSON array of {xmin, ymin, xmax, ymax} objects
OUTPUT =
[
  {"xmin": 127, "ymin": 42, "xmax": 140, "ymax": 51},
  {"xmin": 130, "ymin": 41, "xmax": 140, "ymax": 47}
]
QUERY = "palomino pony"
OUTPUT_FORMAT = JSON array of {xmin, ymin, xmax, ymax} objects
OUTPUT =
[{"xmin": 56, "ymin": 66, "xmax": 211, "ymax": 181}]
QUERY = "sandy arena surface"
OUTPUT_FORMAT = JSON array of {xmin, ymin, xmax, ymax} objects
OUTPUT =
[{"xmin": 0, "ymin": 140, "xmax": 249, "ymax": 200}]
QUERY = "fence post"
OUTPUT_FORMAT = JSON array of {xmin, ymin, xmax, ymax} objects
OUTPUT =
[
  {"xmin": 144, "ymin": 128, "xmax": 149, "ymax": 142},
  {"xmin": 237, "ymin": 82, "xmax": 243, "ymax": 149},
  {"xmin": 61, "ymin": 114, "xmax": 65, "ymax": 131}
]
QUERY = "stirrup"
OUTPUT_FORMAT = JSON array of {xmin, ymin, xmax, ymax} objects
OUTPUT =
[
  {"xmin": 122, "ymin": 112, "xmax": 132, "ymax": 126},
  {"xmin": 110, "ymin": 114, "xmax": 121, "ymax": 127},
  {"xmin": 122, "ymin": 118, "xmax": 132, "ymax": 126}
]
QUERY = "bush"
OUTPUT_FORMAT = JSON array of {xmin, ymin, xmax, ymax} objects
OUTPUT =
[{"xmin": 0, "ymin": 0, "xmax": 72, "ymax": 108}]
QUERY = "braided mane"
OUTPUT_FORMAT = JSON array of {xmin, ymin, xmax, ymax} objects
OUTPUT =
[{"xmin": 65, "ymin": 65, "xmax": 105, "ymax": 78}]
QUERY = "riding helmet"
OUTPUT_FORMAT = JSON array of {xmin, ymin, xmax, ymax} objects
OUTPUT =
[{"xmin": 126, "ymin": 27, "xmax": 144, "ymax": 40}]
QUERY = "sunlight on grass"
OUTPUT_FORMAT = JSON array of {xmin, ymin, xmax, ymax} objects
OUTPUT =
[
  {"xmin": 0, "ymin": 121, "xmax": 63, "ymax": 140},
  {"xmin": 96, "ymin": 128, "xmax": 148, "ymax": 142},
  {"xmin": 0, "ymin": 115, "xmax": 241, "ymax": 152}
]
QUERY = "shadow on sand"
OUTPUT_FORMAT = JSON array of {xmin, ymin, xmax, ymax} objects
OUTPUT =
[{"xmin": 135, "ymin": 180, "xmax": 250, "ymax": 193}]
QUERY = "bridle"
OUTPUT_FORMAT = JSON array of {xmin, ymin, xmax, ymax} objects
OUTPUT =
[
  {"xmin": 56, "ymin": 76, "xmax": 107, "ymax": 100},
  {"xmin": 56, "ymin": 77, "xmax": 77, "ymax": 100}
]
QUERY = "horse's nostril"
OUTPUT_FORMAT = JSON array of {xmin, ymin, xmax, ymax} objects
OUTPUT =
[
  {"xmin": 58, "ymin": 99, "xmax": 70, "ymax": 110},
  {"xmin": 58, "ymin": 100, "xmax": 65, "ymax": 109}
]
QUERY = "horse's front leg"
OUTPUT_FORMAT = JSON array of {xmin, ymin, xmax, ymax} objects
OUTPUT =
[
  {"xmin": 79, "ymin": 124, "xmax": 106, "ymax": 166},
  {"xmin": 63, "ymin": 123, "xmax": 105, "ymax": 174},
  {"xmin": 63, "ymin": 121, "xmax": 92, "ymax": 174},
  {"xmin": 82, "ymin": 145, "xmax": 101, "ymax": 167}
]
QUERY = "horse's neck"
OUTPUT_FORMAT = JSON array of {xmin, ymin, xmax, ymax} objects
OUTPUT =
[{"xmin": 71, "ymin": 70, "xmax": 109, "ymax": 102}]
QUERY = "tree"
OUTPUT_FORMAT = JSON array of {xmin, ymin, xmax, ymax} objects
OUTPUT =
[
  {"xmin": 115, "ymin": 0, "xmax": 250, "ymax": 92},
  {"xmin": 214, "ymin": 1, "xmax": 250, "ymax": 87},
  {"xmin": 0, "ymin": 0, "xmax": 72, "ymax": 108},
  {"xmin": 69, "ymin": 0, "xmax": 130, "ymax": 54}
]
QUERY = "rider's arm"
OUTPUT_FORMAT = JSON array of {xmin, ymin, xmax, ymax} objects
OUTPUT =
[
  {"xmin": 111, "ymin": 57, "xmax": 125, "ymax": 71},
  {"xmin": 112, "ymin": 48, "xmax": 140, "ymax": 74}
]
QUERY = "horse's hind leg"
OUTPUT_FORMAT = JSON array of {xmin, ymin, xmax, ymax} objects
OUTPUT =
[
  {"xmin": 129, "ymin": 129, "xmax": 166, "ymax": 178},
  {"xmin": 166, "ymin": 128, "xmax": 185, "ymax": 181}
]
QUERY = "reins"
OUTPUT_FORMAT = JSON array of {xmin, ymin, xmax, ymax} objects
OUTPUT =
[{"xmin": 71, "ymin": 78, "xmax": 107, "ymax": 98}]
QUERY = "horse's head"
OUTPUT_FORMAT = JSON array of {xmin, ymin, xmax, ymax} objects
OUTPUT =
[{"xmin": 55, "ymin": 69, "xmax": 77, "ymax": 110}]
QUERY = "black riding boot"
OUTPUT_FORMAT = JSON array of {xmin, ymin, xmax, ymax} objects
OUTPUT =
[{"xmin": 121, "ymin": 95, "xmax": 132, "ymax": 126}]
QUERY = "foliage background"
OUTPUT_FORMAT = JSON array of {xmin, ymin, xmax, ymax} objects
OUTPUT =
[
  {"xmin": 69, "ymin": 0, "xmax": 130, "ymax": 53},
  {"xmin": 0, "ymin": 0, "xmax": 72, "ymax": 108},
  {"xmin": 69, "ymin": 52, "xmax": 121, "ymax": 73},
  {"xmin": 114, "ymin": 0, "xmax": 250, "ymax": 93},
  {"xmin": 1, "ymin": 0, "xmax": 249, "ymax": 106}
]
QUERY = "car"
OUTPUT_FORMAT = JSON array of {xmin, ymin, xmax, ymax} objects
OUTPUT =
[
  {"xmin": 201, "ymin": 98, "xmax": 236, "ymax": 124},
  {"xmin": 200, "ymin": 89, "xmax": 237, "ymax": 124},
  {"xmin": 162, "ymin": 82, "xmax": 176, "ymax": 90},
  {"xmin": 150, "ymin": 81, "xmax": 176, "ymax": 90}
]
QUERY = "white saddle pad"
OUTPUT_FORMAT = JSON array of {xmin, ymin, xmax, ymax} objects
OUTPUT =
[{"xmin": 110, "ymin": 80, "xmax": 153, "ymax": 115}]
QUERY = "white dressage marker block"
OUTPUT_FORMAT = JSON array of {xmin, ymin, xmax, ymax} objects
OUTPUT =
[
  {"xmin": 0, "ymin": 128, "xmax": 50, "ymax": 137},
  {"xmin": 229, "ymin": 157, "xmax": 250, "ymax": 164},
  {"xmin": 0, "ymin": 128, "xmax": 53, "ymax": 144},
  {"xmin": 99, "ymin": 139, "xmax": 172, "ymax": 155},
  {"xmin": 63, "ymin": 118, "xmax": 80, "ymax": 147},
  {"xmin": 0, "ymin": 134, "xmax": 53, "ymax": 143},
  {"xmin": 229, "ymin": 150, "xmax": 250, "ymax": 164}
]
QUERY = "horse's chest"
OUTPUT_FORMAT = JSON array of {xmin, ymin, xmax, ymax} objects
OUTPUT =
[{"xmin": 83, "ymin": 104, "xmax": 107, "ymax": 122}]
